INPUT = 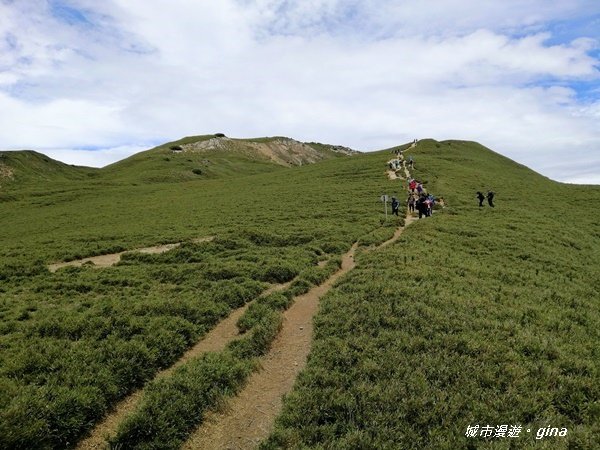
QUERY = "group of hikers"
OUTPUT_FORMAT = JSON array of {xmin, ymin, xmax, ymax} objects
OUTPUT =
[
  {"xmin": 386, "ymin": 141, "xmax": 439, "ymax": 220},
  {"xmin": 476, "ymin": 190, "xmax": 495, "ymax": 207},
  {"xmin": 390, "ymin": 148, "xmax": 414, "ymax": 169},
  {"xmin": 394, "ymin": 192, "xmax": 436, "ymax": 218},
  {"xmin": 387, "ymin": 141, "xmax": 497, "ymax": 217},
  {"xmin": 388, "ymin": 177, "xmax": 438, "ymax": 219}
]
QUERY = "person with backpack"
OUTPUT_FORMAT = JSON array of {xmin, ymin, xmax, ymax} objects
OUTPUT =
[
  {"xmin": 407, "ymin": 193, "xmax": 415, "ymax": 213},
  {"xmin": 476, "ymin": 191, "xmax": 485, "ymax": 207},
  {"xmin": 391, "ymin": 196, "xmax": 400, "ymax": 216},
  {"xmin": 487, "ymin": 190, "xmax": 495, "ymax": 207},
  {"xmin": 427, "ymin": 194, "xmax": 435, "ymax": 216},
  {"xmin": 416, "ymin": 194, "xmax": 428, "ymax": 219}
]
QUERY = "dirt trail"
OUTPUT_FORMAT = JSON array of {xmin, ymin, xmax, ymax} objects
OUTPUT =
[
  {"xmin": 48, "ymin": 236, "xmax": 214, "ymax": 272},
  {"xmin": 80, "ymin": 156, "xmax": 417, "ymax": 450},
  {"xmin": 183, "ymin": 207, "xmax": 416, "ymax": 449},
  {"xmin": 182, "ymin": 244, "xmax": 357, "ymax": 450},
  {"xmin": 181, "ymin": 155, "xmax": 417, "ymax": 450},
  {"xmin": 76, "ymin": 278, "xmax": 292, "ymax": 450}
]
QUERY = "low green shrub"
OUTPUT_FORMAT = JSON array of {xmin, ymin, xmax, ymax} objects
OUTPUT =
[
  {"xmin": 228, "ymin": 310, "xmax": 282, "ymax": 359},
  {"xmin": 288, "ymin": 279, "xmax": 312, "ymax": 297},
  {"xmin": 111, "ymin": 351, "xmax": 254, "ymax": 450},
  {"xmin": 237, "ymin": 302, "xmax": 273, "ymax": 334}
]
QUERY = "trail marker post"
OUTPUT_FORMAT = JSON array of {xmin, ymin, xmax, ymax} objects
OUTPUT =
[{"xmin": 381, "ymin": 194, "xmax": 388, "ymax": 220}]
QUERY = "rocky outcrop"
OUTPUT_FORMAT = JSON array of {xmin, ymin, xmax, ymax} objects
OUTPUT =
[{"xmin": 179, "ymin": 137, "xmax": 359, "ymax": 167}]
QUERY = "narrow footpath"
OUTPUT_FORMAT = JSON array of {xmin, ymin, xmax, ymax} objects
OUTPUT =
[
  {"xmin": 48, "ymin": 236, "xmax": 214, "ymax": 272},
  {"xmin": 79, "ymin": 151, "xmax": 418, "ymax": 450},
  {"xmin": 181, "ymin": 244, "xmax": 358, "ymax": 450},
  {"xmin": 76, "ymin": 279, "xmax": 293, "ymax": 450},
  {"xmin": 183, "ymin": 163, "xmax": 417, "ymax": 449}
]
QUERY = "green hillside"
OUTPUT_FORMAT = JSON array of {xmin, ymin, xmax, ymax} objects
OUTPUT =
[
  {"xmin": 0, "ymin": 143, "xmax": 395, "ymax": 449},
  {"xmin": 265, "ymin": 139, "xmax": 600, "ymax": 449},
  {"xmin": 0, "ymin": 150, "xmax": 96, "ymax": 186},
  {"xmin": 102, "ymin": 134, "xmax": 357, "ymax": 183},
  {"xmin": 0, "ymin": 138, "xmax": 598, "ymax": 449}
]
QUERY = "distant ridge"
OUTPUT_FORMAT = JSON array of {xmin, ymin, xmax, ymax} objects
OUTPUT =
[
  {"xmin": 1, "ymin": 135, "xmax": 361, "ymax": 187},
  {"xmin": 97, "ymin": 134, "xmax": 361, "ymax": 183},
  {"xmin": 179, "ymin": 135, "xmax": 357, "ymax": 166},
  {"xmin": 0, "ymin": 150, "xmax": 96, "ymax": 185}
]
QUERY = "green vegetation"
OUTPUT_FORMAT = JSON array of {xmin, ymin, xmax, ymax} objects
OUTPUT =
[
  {"xmin": 0, "ymin": 140, "xmax": 395, "ymax": 448},
  {"xmin": 0, "ymin": 150, "xmax": 96, "ymax": 185},
  {"xmin": 111, "ymin": 251, "xmax": 345, "ymax": 449},
  {"xmin": 264, "ymin": 139, "xmax": 600, "ymax": 449},
  {"xmin": 110, "ymin": 351, "xmax": 256, "ymax": 450},
  {"xmin": 2, "ymin": 136, "xmax": 598, "ymax": 449}
]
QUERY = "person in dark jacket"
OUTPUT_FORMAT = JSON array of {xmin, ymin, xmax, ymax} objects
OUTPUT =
[
  {"xmin": 416, "ymin": 195, "xmax": 427, "ymax": 219},
  {"xmin": 391, "ymin": 196, "xmax": 400, "ymax": 216},
  {"xmin": 477, "ymin": 191, "xmax": 485, "ymax": 207},
  {"xmin": 487, "ymin": 190, "xmax": 495, "ymax": 207}
]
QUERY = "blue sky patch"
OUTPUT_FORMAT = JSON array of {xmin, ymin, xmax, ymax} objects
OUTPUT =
[{"xmin": 50, "ymin": 1, "xmax": 92, "ymax": 26}]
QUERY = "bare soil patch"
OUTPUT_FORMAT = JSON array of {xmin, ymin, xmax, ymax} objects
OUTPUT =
[{"xmin": 48, "ymin": 237, "xmax": 214, "ymax": 272}]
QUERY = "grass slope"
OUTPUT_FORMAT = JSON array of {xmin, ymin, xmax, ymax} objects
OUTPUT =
[
  {"xmin": 0, "ymin": 146, "xmax": 400, "ymax": 449},
  {"xmin": 264, "ymin": 139, "xmax": 600, "ymax": 449},
  {"xmin": 3, "ymin": 137, "xmax": 598, "ymax": 449},
  {"xmin": 0, "ymin": 150, "xmax": 96, "ymax": 185},
  {"xmin": 101, "ymin": 135, "xmax": 279, "ymax": 183},
  {"xmin": 102, "ymin": 134, "xmax": 356, "ymax": 184}
]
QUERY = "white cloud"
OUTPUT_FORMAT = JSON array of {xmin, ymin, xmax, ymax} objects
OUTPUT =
[
  {"xmin": 43, "ymin": 145, "xmax": 147, "ymax": 168},
  {"xmin": 0, "ymin": 0, "xmax": 598, "ymax": 182}
]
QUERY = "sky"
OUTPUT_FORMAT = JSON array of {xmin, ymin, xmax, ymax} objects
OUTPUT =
[{"xmin": 1, "ymin": 0, "xmax": 599, "ymax": 183}]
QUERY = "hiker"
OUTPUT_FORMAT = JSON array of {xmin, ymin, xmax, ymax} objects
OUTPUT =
[
  {"xmin": 416, "ymin": 182, "xmax": 423, "ymax": 194},
  {"xmin": 408, "ymin": 156, "xmax": 413, "ymax": 169},
  {"xmin": 487, "ymin": 190, "xmax": 495, "ymax": 207},
  {"xmin": 407, "ymin": 193, "xmax": 415, "ymax": 213},
  {"xmin": 409, "ymin": 179, "xmax": 417, "ymax": 193},
  {"xmin": 427, "ymin": 194, "xmax": 435, "ymax": 216},
  {"xmin": 391, "ymin": 196, "xmax": 400, "ymax": 216},
  {"xmin": 476, "ymin": 191, "xmax": 485, "ymax": 207},
  {"xmin": 416, "ymin": 194, "xmax": 428, "ymax": 219}
]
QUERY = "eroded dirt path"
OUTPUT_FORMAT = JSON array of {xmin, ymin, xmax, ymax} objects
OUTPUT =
[
  {"xmin": 79, "ymin": 157, "xmax": 418, "ymax": 450},
  {"xmin": 182, "ymin": 244, "xmax": 358, "ymax": 450},
  {"xmin": 182, "ymin": 159, "xmax": 417, "ymax": 450},
  {"xmin": 184, "ymin": 209, "xmax": 416, "ymax": 449},
  {"xmin": 76, "ymin": 278, "xmax": 293, "ymax": 450},
  {"xmin": 48, "ymin": 236, "xmax": 214, "ymax": 272}
]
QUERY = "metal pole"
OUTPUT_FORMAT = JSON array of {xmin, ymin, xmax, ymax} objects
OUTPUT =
[{"xmin": 384, "ymin": 198, "xmax": 388, "ymax": 220}]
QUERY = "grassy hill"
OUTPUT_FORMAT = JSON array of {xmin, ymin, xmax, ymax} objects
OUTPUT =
[
  {"xmin": 0, "ymin": 138, "xmax": 598, "ymax": 449},
  {"xmin": 264, "ymin": 139, "xmax": 600, "ymax": 449},
  {"xmin": 0, "ymin": 141, "xmax": 393, "ymax": 449},
  {"xmin": 101, "ymin": 134, "xmax": 358, "ymax": 183},
  {"xmin": 0, "ymin": 150, "xmax": 96, "ymax": 186}
]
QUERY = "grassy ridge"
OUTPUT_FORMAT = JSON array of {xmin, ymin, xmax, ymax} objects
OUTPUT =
[
  {"xmin": 0, "ymin": 150, "xmax": 96, "ymax": 185},
  {"xmin": 264, "ymin": 140, "xmax": 600, "ymax": 449},
  {"xmin": 0, "ymin": 148, "xmax": 402, "ymax": 266},
  {"xmin": 0, "ymin": 149, "xmax": 400, "ymax": 448}
]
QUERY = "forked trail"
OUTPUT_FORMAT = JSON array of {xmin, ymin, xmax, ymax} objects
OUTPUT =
[
  {"xmin": 181, "ymin": 244, "xmax": 358, "ymax": 450},
  {"xmin": 79, "ymin": 158, "xmax": 417, "ymax": 449},
  {"xmin": 76, "ymin": 279, "xmax": 293, "ymax": 450},
  {"xmin": 183, "ymin": 209, "xmax": 415, "ymax": 449}
]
